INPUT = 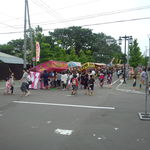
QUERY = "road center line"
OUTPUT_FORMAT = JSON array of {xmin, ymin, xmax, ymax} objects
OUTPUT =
[{"xmin": 13, "ymin": 101, "xmax": 115, "ymax": 110}]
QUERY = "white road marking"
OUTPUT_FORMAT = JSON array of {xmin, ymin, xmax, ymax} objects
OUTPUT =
[
  {"xmin": 32, "ymin": 126, "xmax": 39, "ymax": 129},
  {"xmin": 117, "ymin": 88, "xmax": 145, "ymax": 94},
  {"xmin": 114, "ymin": 127, "xmax": 119, "ymax": 131},
  {"xmin": 46, "ymin": 121, "xmax": 52, "ymax": 124},
  {"xmin": 55, "ymin": 129, "xmax": 73, "ymax": 135},
  {"xmin": 66, "ymin": 95, "xmax": 73, "ymax": 96},
  {"xmin": 13, "ymin": 101, "xmax": 115, "ymax": 110},
  {"xmin": 112, "ymin": 79, "xmax": 120, "ymax": 85},
  {"xmin": 115, "ymin": 81, "xmax": 145, "ymax": 94}
]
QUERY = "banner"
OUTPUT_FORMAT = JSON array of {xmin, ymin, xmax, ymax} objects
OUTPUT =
[
  {"xmin": 36, "ymin": 41, "xmax": 40, "ymax": 62},
  {"xmin": 29, "ymin": 71, "xmax": 41, "ymax": 89}
]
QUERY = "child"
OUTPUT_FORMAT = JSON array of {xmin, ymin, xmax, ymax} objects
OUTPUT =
[
  {"xmin": 148, "ymin": 81, "xmax": 150, "ymax": 94},
  {"xmin": 88, "ymin": 75, "xmax": 95, "ymax": 96},
  {"xmin": 9, "ymin": 73, "xmax": 15, "ymax": 94},
  {"xmin": 132, "ymin": 74, "xmax": 137, "ymax": 90},
  {"xmin": 71, "ymin": 74, "xmax": 78, "ymax": 95},
  {"xmin": 4, "ymin": 77, "xmax": 11, "ymax": 95},
  {"xmin": 107, "ymin": 72, "xmax": 112, "ymax": 88},
  {"xmin": 99, "ymin": 71, "xmax": 105, "ymax": 88}
]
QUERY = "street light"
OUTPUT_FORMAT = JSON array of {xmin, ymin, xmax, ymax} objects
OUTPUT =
[
  {"xmin": 119, "ymin": 35, "xmax": 133, "ymax": 84},
  {"xmin": 138, "ymin": 35, "xmax": 150, "ymax": 120},
  {"xmin": 106, "ymin": 39, "xmax": 116, "ymax": 46},
  {"xmin": 148, "ymin": 35, "xmax": 150, "ymax": 68}
]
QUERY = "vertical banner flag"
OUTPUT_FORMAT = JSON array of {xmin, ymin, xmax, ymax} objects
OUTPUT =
[{"xmin": 36, "ymin": 41, "xmax": 40, "ymax": 62}]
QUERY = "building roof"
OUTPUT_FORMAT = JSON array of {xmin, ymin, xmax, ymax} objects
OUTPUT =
[{"xmin": 0, "ymin": 52, "xmax": 24, "ymax": 64}]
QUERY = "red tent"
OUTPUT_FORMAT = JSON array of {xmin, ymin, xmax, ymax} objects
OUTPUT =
[{"xmin": 31, "ymin": 60, "xmax": 68, "ymax": 73}]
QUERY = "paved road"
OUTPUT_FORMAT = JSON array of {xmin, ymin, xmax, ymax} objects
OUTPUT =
[{"xmin": 0, "ymin": 80, "xmax": 150, "ymax": 150}]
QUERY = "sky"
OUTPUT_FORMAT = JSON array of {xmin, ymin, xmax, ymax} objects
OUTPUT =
[{"xmin": 0, "ymin": 0, "xmax": 150, "ymax": 55}]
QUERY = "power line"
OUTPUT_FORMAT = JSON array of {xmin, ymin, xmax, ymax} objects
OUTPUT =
[
  {"xmin": 5, "ymin": 4, "xmax": 150, "ymax": 29},
  {"xmin": 1, "ymin": 3, "xmax": 150, "ymax": 27},
  {"xmin": 33, "ymin": 5, "xmax": 150, "ymax": 25},
  {"xmin": 81, "ymin": 16, "xmax": 150, "ymax": 27},
  {"xmin": 0, "ymin": 16, "xmax": 150, "ymax": 35},
  {"xmin": 0, "ymin": 22, "xmax": 19, "ymax": 29},
  {"xmin": 55, "ymin": 0, "xmax": 100, "ymax": 11},
  {"xmin": 0, "ymin": 0, "xmax": 99, "ymax": 23},
  {"xmin": 30, "ymin": 0, "xmax": 68, "ymax": 22}
]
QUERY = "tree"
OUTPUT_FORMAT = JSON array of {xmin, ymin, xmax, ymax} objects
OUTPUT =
[
  {"xmin": 129, "ymin": 39, "xmax": 142, "ymax": 69},
  {"xmin": 0, "ymin": 26, "xmax": 123, "ymax": 65},
  {"xmin": 49, "ymin": 26, "xmax": 93, "ymax": 55},
  {"xmin": 67, "ymin": 49, "xmax": 79, "ymax": 62},
  {"xmin": 0, "ymin": 44, "xmax": 14, "ymax": 55},
  {"xmin": 91, "ymin": 33, "xmax": 122, "ymax": 63},
  {"xmin": 7, "ymin": 39, "xmax": 24, "ymax": 57},
  {"xmin": 141, "ymin": 55, "xmax": 148, "ymax": 67}
]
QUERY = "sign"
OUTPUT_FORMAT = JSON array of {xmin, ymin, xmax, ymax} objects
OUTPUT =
[{"xmin": 36, "ymin": 41, "xmax": 40, "ymax": 62}]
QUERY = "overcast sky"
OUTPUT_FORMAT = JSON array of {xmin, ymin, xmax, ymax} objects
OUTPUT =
[{"xmin": 0, "ymin": 0, "xmax": 150, "ymax": 55}]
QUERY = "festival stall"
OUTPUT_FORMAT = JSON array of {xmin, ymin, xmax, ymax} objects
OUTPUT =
[
  {"xmin": 30, "ymin": 60, "xmax": 68, "ymax": 89},
  {"xmin": 68, "ymin": 61, "xmax": 81, "ymax": 68},
  {"xmin": 81, "ymin": 62, "xmax": 95, "ymax": 71},
  {"xmin": 32, "ymin": 60, "xmax": 68, "ymax": 73},
  {"xmin": 67, "ymin": 61, "xmax": 81, "ymax": 72},
  {"xmin": 94, "ymin": 63, "xmax": 106, "ymax": 70}
]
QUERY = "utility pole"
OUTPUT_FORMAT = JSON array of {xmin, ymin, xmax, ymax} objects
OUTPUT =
[
  {"xmin": 149, "ymin": 37, "xmax": 150, "ymax": 68},
  {"xmin": 23, "ymin": 0, "xmax": 34, "ymax": 68},
  {"xmin": 23, "ymin": 0, "xmax": 27, "ymax": 68},
  {"xmin": 119, "ymin": 35, "xmax": 132, "ymax": 84},
  {"xmin": 138, "ymin": 36, "xmax": 150, "ymax": 120}
]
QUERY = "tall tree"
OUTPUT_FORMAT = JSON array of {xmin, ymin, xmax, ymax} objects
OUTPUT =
[
  {"xmin": 49, "ymin": 26, "xmax": 93, "ymax": 55},
  {"xmin": 129, "ymin": 39, "xmax": 142, "ymax": 69},
  {"xmin": 92, "ymin": 33, "xmax": 122, "ymax": 63},
  {"xmin": 0, "ymin": 44, "xmax": 14, "ymax": 55},
  {"xmin": 7, "ymin": 39, "xmax": 24, "ymax": 57}
]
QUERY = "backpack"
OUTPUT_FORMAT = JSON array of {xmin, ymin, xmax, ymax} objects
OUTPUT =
[{"xmin": 72, "ymin": 79, "xmax": 76, "ymax": 85}]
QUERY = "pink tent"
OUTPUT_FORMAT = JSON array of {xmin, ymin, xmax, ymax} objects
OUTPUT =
[{"xmin": 31, "ymin": 60, "xmax": 68, "ymax": 73}]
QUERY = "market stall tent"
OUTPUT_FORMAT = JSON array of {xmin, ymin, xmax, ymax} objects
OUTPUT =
[
  {"xmin": 67, "ymin": 61, "xmax": 81, "ymax": 68},
  {"xmin": 0, "ymin": 52, "xmax": 24, "ymax": 80},
  {"xmin": 31, "ymin": 60, "xmax": 68, "ymax": 73}
]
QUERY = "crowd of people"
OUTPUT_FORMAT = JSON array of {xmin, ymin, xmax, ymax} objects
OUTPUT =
[
  {"xmin": 39, "ymin": 68, "xmax": 114, "ymax": 95},
  {"xmin": 3, "ymin": 66, "xmax": 150, "ymax": 96}
]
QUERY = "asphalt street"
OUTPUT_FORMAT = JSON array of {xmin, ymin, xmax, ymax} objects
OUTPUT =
[{"xmin": 0, "ymin": 80, "xmax": 150, "ymax": 150}]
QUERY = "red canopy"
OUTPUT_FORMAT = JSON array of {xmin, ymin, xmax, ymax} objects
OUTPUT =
[{"xmin": 31, "ymin": 60, "xmax": 68, "ymax": 73}]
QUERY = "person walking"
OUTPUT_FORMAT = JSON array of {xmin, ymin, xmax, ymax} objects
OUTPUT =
[
  {"xmin": 9, "ymin": 73, "xmax": 15, "ymax": 94},
  {"xmin": 71, "ymin": 74, "xmax": 78, "ymax": 95},
  {"xmin": 99, "ymin": 71, "xmax": 105, "ymax": 88},
  {"xmin": 132, "ymin": 74, "xmax": 137, "ymax": 90},
  {"xmin": 20, "ymin": 68, "xmax": 30, "ymax": 96},
  {"xmin": 61, "ymin": 72, "xmax": 68, "ymax": 90},
  {"xmin": 3, "ymin": 77, "xmax": 11, "ymax": 95},
  {"xmin": 87, "ymin": 75, "xmax": 95, "ymax": 96},
  {"xmin": 139, "ymin": 68, "xmax": 147, "ymax": 88},
  {"xmin": 41, "ymin": 70, "xmax": 49, "ymax": 89}
]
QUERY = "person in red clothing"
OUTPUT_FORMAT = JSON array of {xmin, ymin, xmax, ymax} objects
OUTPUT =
[
  {"xmin": 99, "ymin": 71, "xmax": 105, "ymax": 88},
  {"xmin": 71, "ymin": 74, "xmax": 78, "ymax": 95}
]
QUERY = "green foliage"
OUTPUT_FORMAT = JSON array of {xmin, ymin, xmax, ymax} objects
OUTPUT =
[
  {"xmin": 0, "ymin": 25, "xmax": 123, "ymax": 65},
  {"xmin": 91, "ymin": 33, "xmax": 122, "ymax": 64},
  {"xmin": 49, "ymin": 26, "xmax": 93, "ymax": 55},
  {"xmin": 129, "ymin": 39, "xmax": 142, "ymax": 68},
  {"xmin": 0, "ymin": 44, "xmax": 14, "ymax": 55},
  {"xmin": 141, "ymin": 56, "xmax": 148, "ymax": 67}
]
